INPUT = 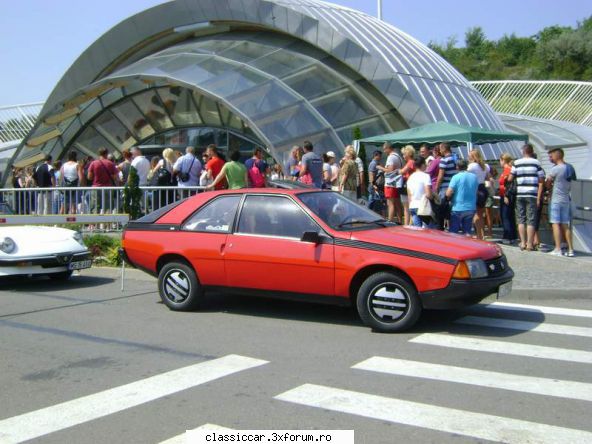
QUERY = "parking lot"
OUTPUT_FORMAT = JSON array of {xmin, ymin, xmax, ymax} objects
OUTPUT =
[{"xmin": 1, "ymin": 266, "xmax": 591, "ymax": 443}]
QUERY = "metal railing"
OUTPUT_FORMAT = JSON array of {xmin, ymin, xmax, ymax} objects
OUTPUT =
[
  {"xmin": 471, "ymin": 81, "xmax": 592, "ymax": 127},
  {"xmin": 0, "ymin": 102, "xmax": 44, "ymax": 143},
  {"xmin": 0, "ymin": 186, "xmax": 205, "ymax": 227}
]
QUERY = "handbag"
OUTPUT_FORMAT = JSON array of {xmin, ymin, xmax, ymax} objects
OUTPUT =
[
  {"xmin": 179, "ymin": 156, "xmax": 195, "ymax": 183},
  {"xmin": 418, "ymin": 195, "xmax": 434, "ymax": 217}
]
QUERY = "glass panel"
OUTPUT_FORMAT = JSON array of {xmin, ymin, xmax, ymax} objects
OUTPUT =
[
  {"xmin": 218, "ymin": 40, "xmax": 275, "ymax": 63},
  {"xmin": 251, "ymin": 50, "xmax": 314, "ymax": 78},
  {"xmin": 74, "ymin": 126, "xmax": 116, "ymax": 155},
  {"xmin": 100, "ymin": 87, "xmax": 125, "ymax": 108},
  {"xmin": 200, "ymin": 66, "xmax": 267, "ymax": 98},
  {"xmin": 183, "ymin": 195, "xmax": 241, "ymax": 232},
  {"xmin": 131, "ymin": 90, "xmax": 173, "ymax": 132},
  {"xmin": 111, "ymin": 100, "xmax": 155, "ymax": 140},
  {"xmin": 92, "ymin": 111, "xmax": 137, "ymax": 152},
  {"xmin": 194, "ymin": 94, "xmax": 222, "ymax": 127},
  {"xmin": 157, "ymin": 86, "xmax": 202, "ymax": 126},
  {"xmin": 255, "ymin": 103, "xmax": 326, "ymax": 143},
  {"xmin": 312, "ymin": 89, "xmax": 374, "ymax": 127},
  {"xmin": 78, "ymin": 98, "xmax": 103, "ymax": 125},
  {"xmin": 237, "ymin": 195, "xmax": 319, "ymax": 238},
  {"xmin": 283, "ymin": 65, "xmax": 346, "ymax": 100},
  {"xmin": 336, "ymin": 117, "xmax": 388, "ymax": 146},
  {"xmin": 230, "ymin": 80, "xmax": 299, "ymax": 118}
]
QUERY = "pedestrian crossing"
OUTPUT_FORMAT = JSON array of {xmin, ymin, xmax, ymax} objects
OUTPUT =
[
  {"xmin": 276, "ymin": 301, "xmax": 592, "ymax": 443},
  {"xmin": 1, "ymin": 302, "xmax": 591, "ymax": 444}
]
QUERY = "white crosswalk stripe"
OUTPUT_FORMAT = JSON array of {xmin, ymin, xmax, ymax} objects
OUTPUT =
[
  {"xmin": 479, "ymin": 302, "xmax": 592, "ymax": 318},
  {"xmin": 160, "ymin": 424, "xmax": 232, "ymax": 444},
  {"xmin": 352, "ymin": 356, "xmax": 592, "ymax": 402},
  {"xmin": 275, "ymin": 384, "xmax": 592, "ymax": 444},
  {"xmin": 410, "ymin": 333, "xmax": 592, "ymax": 363},
  {"xmin": 0, "ymin": 355, "xmax": 267, "ymax": 444},
  {"xmin": 454, "ymin": 315, "xmax": 592, "ymax": 337}
]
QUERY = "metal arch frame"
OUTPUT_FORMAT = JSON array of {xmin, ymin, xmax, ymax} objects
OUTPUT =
[
  {"xmin": 0, "ymin": 103, "xmax": 44, "ymax": 144},
  {"xmin": 472, "ymin": 80, "xmax": 592, "ymax": 128}
]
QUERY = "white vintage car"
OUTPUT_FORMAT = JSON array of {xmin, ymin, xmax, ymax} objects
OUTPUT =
[{"xmin": 0, "ymin": 226, "xmax": 92, "ymax": 279}]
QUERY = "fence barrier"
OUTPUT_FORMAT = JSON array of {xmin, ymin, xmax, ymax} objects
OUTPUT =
[{"xmin": 0, "ymin": 186, "xmax": 205, "ymax": 228}]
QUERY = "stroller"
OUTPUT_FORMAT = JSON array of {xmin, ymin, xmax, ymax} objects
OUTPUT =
[{"xmin": 368, "ymin": 170, "xmax": 386, "ymax": 215}]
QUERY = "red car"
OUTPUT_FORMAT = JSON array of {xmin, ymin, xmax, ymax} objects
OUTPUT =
[{"xmin": 121, "ymin": 189, "xmax": 513, "ymax": 332}]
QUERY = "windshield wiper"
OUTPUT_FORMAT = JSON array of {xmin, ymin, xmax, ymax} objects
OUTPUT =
[{"xmin": 337, "ymin": 219, "xmax": 388, "ymax": 228}]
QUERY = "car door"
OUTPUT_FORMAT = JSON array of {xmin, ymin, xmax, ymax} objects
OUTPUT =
[
  {"xmin": 224, "ymin": 194, "xmax": 335, "ymax": 296},
  {"xmin": 180, "ymin": 194, "xmax": 242, "ymax": 287}
]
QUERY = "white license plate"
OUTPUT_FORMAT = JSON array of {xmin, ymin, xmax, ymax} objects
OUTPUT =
[
  {"xmin": 497, "ymin": 281, "xmax": 513, "ymax": 299},
  {"xmin": 69, "ymin": 259, "xmax": 92, "ymax": 270}
]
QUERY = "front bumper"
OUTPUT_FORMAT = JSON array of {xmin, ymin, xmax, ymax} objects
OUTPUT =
[
  {"xmin": 420, "ymin": 268, "xmax": 514, "ymax": 310},
  {"xmin": 0, "ymin": 251, "xmax": 92, "ymax": 276}
]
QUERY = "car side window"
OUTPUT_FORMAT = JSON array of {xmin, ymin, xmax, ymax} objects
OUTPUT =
[
  {"xmin": 183, "ymin": 195, "xmax": 241, "ymax": 233},
  {"xmin": 237, "ymin": 195, "xmax": 320, "ymax": 239}
]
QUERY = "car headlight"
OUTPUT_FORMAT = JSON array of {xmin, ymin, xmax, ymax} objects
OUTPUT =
[
  {"xmin": 1, "ymin": 237, "xmax": 16, "ymax": 254},
  {"xmin": 452, "ymin": 259, "xmax": 489, "ymax": 279},
  {"xmin": 465, "ymin": 259, "xmax": 489, "ymax": 278},
  {"xmin": 72, "ymin": 232, "xmax": 84, "ymax": 246}
]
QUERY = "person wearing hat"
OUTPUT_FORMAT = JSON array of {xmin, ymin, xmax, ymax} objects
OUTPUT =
[{"xmin": 323, "ymin": 151, "xmax": 339, "ymax": 190}]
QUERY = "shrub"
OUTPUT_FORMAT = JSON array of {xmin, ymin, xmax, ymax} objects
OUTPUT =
[{"xmin": 84, "ymin": 234, "xmax": 122, "ymax": 267}]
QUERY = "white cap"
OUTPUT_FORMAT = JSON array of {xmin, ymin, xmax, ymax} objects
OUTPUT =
[{"xmin": 326, "ymin": 151, "xmax": 336, "ymax": 158}]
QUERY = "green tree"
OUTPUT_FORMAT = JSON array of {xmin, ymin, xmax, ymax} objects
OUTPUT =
[{"xmin": 123, "ymin": 166, "xmax": 142, "ymax": 220}]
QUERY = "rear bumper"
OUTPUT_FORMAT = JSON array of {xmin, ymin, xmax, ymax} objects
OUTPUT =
[{"xmin": 419, "ymin": 268, "xmax": 514, "ymax": 309}]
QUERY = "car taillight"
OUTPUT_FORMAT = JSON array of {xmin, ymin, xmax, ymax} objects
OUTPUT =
[{"xmin": 452, "ymin": 261, "xmax": 471, "ymax": 279}]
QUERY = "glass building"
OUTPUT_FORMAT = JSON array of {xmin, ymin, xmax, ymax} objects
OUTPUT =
[{"xmin": 8, "ymin": 0, "xmax": 512, "ymax": 180}]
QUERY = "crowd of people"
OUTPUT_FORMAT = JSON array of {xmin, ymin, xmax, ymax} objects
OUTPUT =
[{"xmin": 6, "ymin": 139, "xmax": 577, "ymax": 256}]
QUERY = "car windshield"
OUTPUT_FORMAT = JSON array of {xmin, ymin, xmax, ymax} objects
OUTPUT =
[{"xmin": 298, "ymin": 191, "xmax": 392, "ymax": 231}]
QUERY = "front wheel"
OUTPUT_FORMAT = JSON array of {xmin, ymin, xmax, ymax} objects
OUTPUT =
[
  {"xmin": 356, "ymin": 272, "xmax": 421, "ymax": 332},
  {"xmin": 158, "ymin": 262, "xmax": 203, "ymax": 311}
]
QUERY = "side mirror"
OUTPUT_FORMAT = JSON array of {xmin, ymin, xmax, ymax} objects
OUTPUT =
[{"xmin": 301, "ymin": 231, "xmax": 321, "ymax": 244}]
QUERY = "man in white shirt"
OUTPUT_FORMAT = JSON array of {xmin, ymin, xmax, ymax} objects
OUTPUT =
[
  {"xmin": 173, "ymin": 146, "xmax": 202, "ymax": 190},
  {"xmin": 377, "ymin": 142, "xmax": 403, "ymax": 223},
  {"xmin": 130, "ymin": 147, "xmax": 150, "ymax": 186}
]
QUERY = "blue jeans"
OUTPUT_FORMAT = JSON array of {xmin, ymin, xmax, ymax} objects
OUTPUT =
[
  {"xmin": 450, "ymin": 210, "xmax": 475, "ymax": 235},
  {"xmin": 410, "ymin": 208, "xmax": 433, "ymax": 228},
  {"xmin": 500, "ymin": 198, "xmax": 517, "ymax": 241}
]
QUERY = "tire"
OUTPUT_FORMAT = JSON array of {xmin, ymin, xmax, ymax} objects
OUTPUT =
[
  {"xmin": 356, "ymin": 271, "xmax": 422, "ymax": 332},
  {"xmin": 158, "ymin": 261, "xmax": 203, "ymax": 311},
  {"xmin": 49, "ymin": 271, "xmax": 73, "ymax": 281}
]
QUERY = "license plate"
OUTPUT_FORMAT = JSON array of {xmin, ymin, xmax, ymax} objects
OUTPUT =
[
  {"xmin": 497, "ymin": 281, "xmax": 513, "ymax": 299},
  {"xmin": 69, "ymin": 259, "xmax": 92, "ymax": 271}
]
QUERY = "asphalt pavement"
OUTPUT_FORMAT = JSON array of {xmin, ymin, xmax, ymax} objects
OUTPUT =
[{"xmin": 0, "ymin": 264, "xmax": 591, "ymax": 444}]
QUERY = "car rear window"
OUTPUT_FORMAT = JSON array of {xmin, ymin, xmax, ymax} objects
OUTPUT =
[{"xmin": 135, "ymin": 199, "xmax": 186, "ymax": 224}]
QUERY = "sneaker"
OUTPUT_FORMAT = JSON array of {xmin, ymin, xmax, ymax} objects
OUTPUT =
[
  {"xmin": 565, "ymin": 250, "xmax": 576, "ymax": 257},
  {"xmin": 548, "ymin": 250, "xmax": 563, "ymax": 257}
]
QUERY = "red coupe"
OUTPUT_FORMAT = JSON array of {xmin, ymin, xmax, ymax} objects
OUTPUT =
[{"xmin": 121, "ymin": 189, "xmax": 513, "ymax": 332}]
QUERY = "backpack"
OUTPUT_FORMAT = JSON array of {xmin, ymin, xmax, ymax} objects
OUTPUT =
[
  {"xmin": 565, "ymin": 163, "xmax": 577, "ymax": 182},
  {"xmin": 248, "ymin": 160, "xmax": 266, "ymax": 187},
  {"xmin": 156, "ymin": 160, "xmax": 172, "ymax": 186}
]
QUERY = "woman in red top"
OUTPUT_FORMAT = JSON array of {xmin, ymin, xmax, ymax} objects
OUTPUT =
[
  {"xmin": 498, "ymin": 153, "xmax": 517, "ymax": 244},
  {"xmin": 399, "ymin": 145, "xmax": 416, "ymax": 225},
  {"xmin": 205, "ymin": 144, "xmax": 227, "ymax": 190}
]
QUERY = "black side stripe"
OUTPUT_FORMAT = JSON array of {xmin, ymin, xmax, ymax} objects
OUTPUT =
[
  {"xmin": 125, "ymin": 223, "xmax": 181, "ymax": 231},
  {"xmin": 334, "ymin": 238, "xmax": 457, "ymax": 265}
]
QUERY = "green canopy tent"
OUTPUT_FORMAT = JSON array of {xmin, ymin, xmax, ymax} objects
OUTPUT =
[{"xmin": 359, "ymin": 121, "xmax": 528, "ymax": 149}]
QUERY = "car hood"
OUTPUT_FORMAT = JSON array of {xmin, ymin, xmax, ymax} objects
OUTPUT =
[
  {"xmin": 0, "ymin": 226, "xmax": 87, "ymax": 257},
  {"xmin": 349, "ymin": 226, "xmax": 501, "ymax": 261}
]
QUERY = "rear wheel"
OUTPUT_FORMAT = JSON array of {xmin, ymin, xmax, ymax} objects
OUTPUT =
[
  {"xmin": 158, "ymin": 262, "xmax": 203, "ymax": 311},
  {"xmin": 356, "ymin": 271, "xmax": 421, "ymax": 332},
  {"xmin": 49, "ymin": 271, "xmax": 73, "ymax": 281}
]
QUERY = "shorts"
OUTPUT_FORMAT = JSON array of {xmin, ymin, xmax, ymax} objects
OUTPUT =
[
  {"xmin": 516, "ymin": 197, "xmax": 537, "ymax": 227},
  {"xmin": 549, "ymin": 202, "xmax": 571, "ymax": 225},
  {"xmin": 384, "ymin": 186, "xmax": 399, "ymax": 199}
]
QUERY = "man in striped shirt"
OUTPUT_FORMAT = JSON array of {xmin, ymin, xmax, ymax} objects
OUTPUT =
[
  {"xmin": 435, "ymin": 143, "xmax": 457, "ymax": 230},
  {"xmin": 509, "ymin": 144, "xmax": 545, "ymax": 251}
]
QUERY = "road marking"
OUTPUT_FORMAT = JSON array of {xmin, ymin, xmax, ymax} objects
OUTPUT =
[
  {"xmin": 454, "ymin": 316, "xmax": 592, "ymax": 338},
  {"xmin": 0, "ymin": 355, "xmax": 267, "ymax": 444},
  {"xmin": 353, "ymin": 357, "xmax": 592, "ymax": 402},
  {"xmin": 410, "ymin": 334, "xmax": 592, "ymax": 364},
  {"xmin": 481, "ymin": 302, "xmax": 592, "ymax": 319},
  {"xmin": 276, "ymin": 384, "xmax": 592, "ymax": 444},
  {"xmin": 160, "ymin": 424, "xmax": 232, "ymax": 444}
]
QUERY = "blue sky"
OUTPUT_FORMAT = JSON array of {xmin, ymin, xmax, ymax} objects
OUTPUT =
[{"xmin": 1, "ymin": 0, "xmax": 589, "ymax": 105}]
